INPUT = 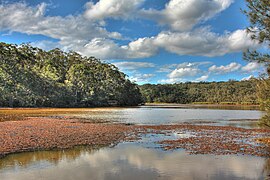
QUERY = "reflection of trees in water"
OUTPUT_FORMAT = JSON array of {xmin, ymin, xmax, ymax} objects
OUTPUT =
[{"xmin": 0, "ymin": 146, "xmax": 101, "ymax": 169}]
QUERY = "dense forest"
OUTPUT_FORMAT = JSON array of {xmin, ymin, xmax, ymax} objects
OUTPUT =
[
  {"xmin": 140, "ymin": 80, "xmax": 258, "ymax": 105},
  {"xmin": 0, "ymin": 42, "xmax": 143, "ymax": 107},
  {"xmin": 0, "ymin": 42, "xmax": 266, "ymax": 108}
]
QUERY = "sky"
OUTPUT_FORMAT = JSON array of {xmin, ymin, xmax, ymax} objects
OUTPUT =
[{"xmin": 0, "ymin": 0, "xmax": 266, "ymax": 84}]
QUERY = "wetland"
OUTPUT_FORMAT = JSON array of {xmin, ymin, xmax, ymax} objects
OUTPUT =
[{"xmin": 0, "ymin": 105, "xmax": 269, "ymax": 180}]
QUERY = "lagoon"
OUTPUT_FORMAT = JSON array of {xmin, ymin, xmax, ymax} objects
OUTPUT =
[{"xmin": 0, "ymin": 106, "xmax": 267, "ymax": 180}]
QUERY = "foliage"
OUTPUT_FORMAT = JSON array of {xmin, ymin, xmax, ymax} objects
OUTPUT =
[
  {"xmin": 140, "ymin": 80, "xmax": 258, "ymax": 104},
  {"xmin": 244, "ymin": 0, "xmax": 270, "ymax": 127},
  {"xmin": 257, "ymin": 78, "xmax": 270, "ymax": 127},
  {"xmin": 0, "ymin": 42, "xmax": 143, "ymax": 107},
  {"xmin": 243, "ymin": 0, "xmax": 270, "ymax": 44}
]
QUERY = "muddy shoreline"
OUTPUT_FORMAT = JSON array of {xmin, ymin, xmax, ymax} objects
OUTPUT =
[{"xmin": 0, "ymin": 117, "xmax": 269, "ymax": 158}]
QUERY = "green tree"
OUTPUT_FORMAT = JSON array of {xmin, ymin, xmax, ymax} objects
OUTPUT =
[
  {"xmin": 139, "ymin": 81, "xmax": 258, "ymax": 105},
  {"xmin": 244, "ymin": 0, "xmax": 270, "ymax": 127},
  {"xmin": 0, "ymin": 42, "xmax": 143, "ymax": 107}
]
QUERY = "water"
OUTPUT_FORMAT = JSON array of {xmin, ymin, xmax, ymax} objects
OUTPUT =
[
  {"xmin": 0, "ymin": 106, "xmax": 267, "ymax": 179},
  {"xmin": 0, "ymin": 143, "xmax": 268, "ymax": 180},
  {"xmin": 102, "ymin": 107, "xmax": 262, "ymax": 126},
  {"xmin": 0, "ymin": 106, "xmax": 262, "ymax": 126}
]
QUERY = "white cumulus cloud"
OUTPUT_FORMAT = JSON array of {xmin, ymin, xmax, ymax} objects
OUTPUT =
[
  {"xmin": 209, "ymin": 62, "xmax": 242, "ymax": 74},
  {"xmin": 84, "ymin": 0, "xmax": 144, "ymax": 20},
  {"xmin": 0, "ymin": 3, "xmax": 121, "ymax": 41},
  {"xmin": 241, "ymin": 75, "xmax": 254, "ymax": 81},
  {"xmin": 168, "ymin": 67, "xmax": 200, "ymax": 79},
  {"xmin": 130, "ymin": 73, "xmax": 155, "ymax": 83},
  {"xmin": 79, "ymin": 37, "xmax": 158, "ymax": 59},
  {"xmin": 158, "ymin": 62, "xmax": 207, "ymax": 83},
  {"xmin": 140, "ymin": 0, "xmax": 233, "ymax": 31},
  {"xmin": 113, "ymin": 61, "xmax": 155, "ymax": 70},
  {"xmin": 196, "ymin": 75, "xmax": 209, "ymax": 81},
  {"xmin": 241, "ymin": 62, "xmax": 261, "ymax": 72},
  {"xmin": 152, "ymin": 28, "xmax": 257, "ymax": 57},
  {"xmin": 0, "ymin": 2, "xmax": 260, "ymax": 60}
]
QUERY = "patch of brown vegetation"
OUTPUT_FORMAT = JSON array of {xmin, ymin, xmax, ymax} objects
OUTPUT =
[
  {"xmin": 0, "ymin": 118, "xmax": 270, "ymax": 158},
  {"xmin": 137, "ymin": 124, "xmax": 270, "ymax": 157},
  {"xmin": 0, "ymin": 117, "xmax": 132, "ymax": 158},
  {"xmin": 256, "ymin": 137, "xmax": 270, "ymax": 145}
]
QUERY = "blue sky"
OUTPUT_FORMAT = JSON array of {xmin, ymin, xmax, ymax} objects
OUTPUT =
[{"xmin": 0, "ymin": 0, "xmax": 265, "ymax": 84}]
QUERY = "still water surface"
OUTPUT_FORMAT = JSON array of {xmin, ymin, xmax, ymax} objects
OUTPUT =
[
  {"xmin": 0, "ymin": 106, "xmax": 262, "ymax": 126},
  {"xmin": 83, "ymin": 107, "xmax": 262, "ymax": 126},
  {"xmin": 0, "ymin": 106, "xmax": 267, "ymax": 180},
  {"xmin": 0, "ymin": 143, "xmax": 268, "ymax": 180}
]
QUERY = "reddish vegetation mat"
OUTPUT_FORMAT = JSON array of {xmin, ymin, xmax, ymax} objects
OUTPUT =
[
  {"xmin": 136, "ymin": 125, "xmax": 270, "ymax": 157},
  {"xmin": 0, "ymin": 118, "xmax": 270, "ymax": 158},
  {"xmin": 0, "ymin": 118, "xmax": 132, "ymax": 158}
]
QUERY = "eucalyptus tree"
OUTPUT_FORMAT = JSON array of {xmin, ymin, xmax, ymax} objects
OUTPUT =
[{"xmin": 244, "ymin": 0, "xmax": 270, "ymax": 126}]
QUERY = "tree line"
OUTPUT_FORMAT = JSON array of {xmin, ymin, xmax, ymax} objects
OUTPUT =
[
  {"xmin": 139, "ymin": 80, "xmax": 258, "ymax": 105},
  {"xmin": 0, "ymin": 42, "xmax": 143, "ymax": 107},
  {"xmin": 0, "ymin": 41, "xmax": 263, "ymax": 108}
]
